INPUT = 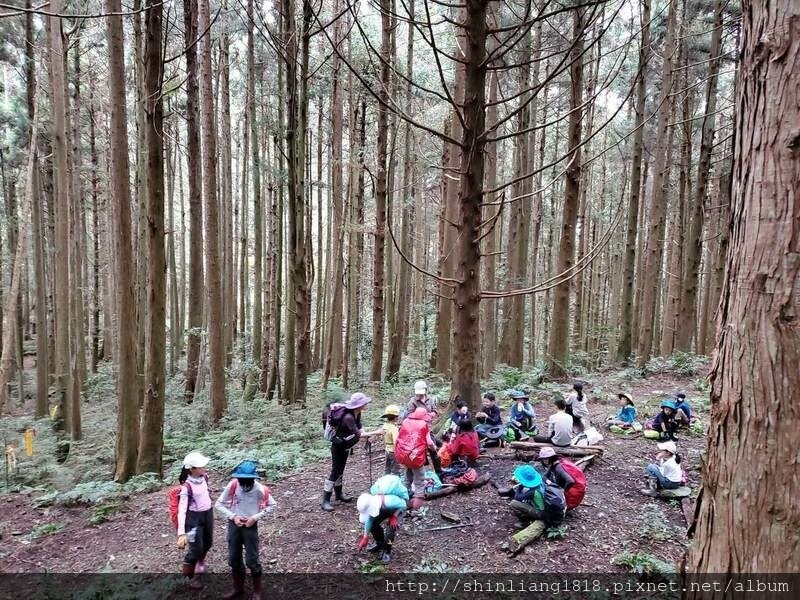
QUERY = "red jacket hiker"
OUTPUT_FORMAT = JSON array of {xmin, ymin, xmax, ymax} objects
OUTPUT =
[{"xmin": 447, "ymin": 431, "xmax": 480, "ymax": 463}]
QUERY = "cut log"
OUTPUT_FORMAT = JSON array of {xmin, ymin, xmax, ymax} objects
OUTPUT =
[
  {"xmin": 573, "ymin": 454, "xmax": 595, "ymax": 471},
  {"xmin": 514, "ymin": 447, "xmax": 600, "ymax": 459},
  {"xmin": 440, "ymin": 511, "xmax": 461, "ymax": 523},
  {"xmin": 509, "ymin": 520, "xmax": 546, "ymax": 556},
  {"xmin": 510, "ymin": 441, "xmax": 605, "ymax": 452},
  {"xmin": 658, "ymin": 486, "xmax": 692, "ymax": 498},
  {"xmin": 424, "ymin": 474, "xmax": 491, "ymax": 499}
]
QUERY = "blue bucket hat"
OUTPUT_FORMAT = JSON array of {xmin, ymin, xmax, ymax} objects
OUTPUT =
[
  {"xmin": 231, "ymin": 460, "xmax": 260, "ymax": 479},
  {"xmin": 513, "ymin": 464, "xmax": 543, "ymax": 489},
  {"xmin": 660, "ymin": 399, "xmax": 677, "ymax": 410}
]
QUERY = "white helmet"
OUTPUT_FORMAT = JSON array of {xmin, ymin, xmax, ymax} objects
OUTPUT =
[{"xmin": 183, "ymin": 452, "xmax": 209, "ymax": 469}]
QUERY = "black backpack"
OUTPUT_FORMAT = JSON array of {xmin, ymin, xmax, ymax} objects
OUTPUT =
[{"xmin": 542, "ymin": 483, "xmax": 566, "ymax": 525}]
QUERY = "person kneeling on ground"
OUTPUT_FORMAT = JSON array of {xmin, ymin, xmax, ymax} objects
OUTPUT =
[
  {"xmin": 508, "ymin": 464, "xmax": 547, "ymax": 524},
  {"xmin": 673, "ymin": 393, "xmax": 692, "ymax": 428},
  {"xmin": 356, "ymin": 475, "xmax": 409, "ymax": 565},
  {"xmin": 507, "ymin": 390, "xmax": 536, "ymax": 440},
  {"xmin": 533, "ymin": 399, "xmax": 574, "ymax": 447},
  {"xmin": 606, "ymin": 393, "xmax": 637, "ymax": 428},
  {"xmin": 444, "ymin": 419, "xmax": 480, "ymax": 467},
  {"xmin": 644, "ymin": 400, "xmax": 679, "ymax": 441},
  {"xmin": 363, "ymin": 404, "xmax": 401, "ymax": 476},
  {"xmin": 215, "ymin": 461, "xmax": 276, "ymax": 600},
  {"xmin": 641, "ymin": 441, "xmax": 684, "ymax": 496},
  {"xmin": 537, "ymin": 447, "xmax": 586, "ymax": 511}
]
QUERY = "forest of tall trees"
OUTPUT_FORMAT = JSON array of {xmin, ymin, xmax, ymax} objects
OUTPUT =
[{"xmin": 0, "ymin": 0, "xmax": 757, "ymax": 457}]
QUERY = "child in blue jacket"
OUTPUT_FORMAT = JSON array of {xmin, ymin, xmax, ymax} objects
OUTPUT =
[
  {"xmin": 356, "ymin": 475, "xmax": 409, "ymax": 565},
  {"xmin": 606, "ymin": 393, "xmax": 637, "ymax": 428}
]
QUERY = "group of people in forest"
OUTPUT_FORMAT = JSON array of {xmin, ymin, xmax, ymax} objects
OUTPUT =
[{"xmin": 170, "ymin": 381, "xmax": 693, "ymax": 592}]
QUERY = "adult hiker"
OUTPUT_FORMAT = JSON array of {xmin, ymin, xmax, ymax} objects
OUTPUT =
[
  {"xmin": 533, "ymin": 398, "xmax": 574, "ymax": 446},
  {"xmin": 321, "ymin": 392, "xmax": 372, "ymax": 511},
  {"xmin": 395, "ymin": 407, "xmax": 436, "ymax": 509},
  {"xmin": 215, "ymin": 461, "xmax": 276, "ymax": 600},
  {"xmin": 476, "ymin": 392, "xmax": 502, "ymax": 425},
  {"xmin": 537, "ymin": 447, "xmax": 586, "ymax": 511},
  {"xmin": 507, "ymin": 390, "xmax": 536, "ymax": 440},
  {"xmin": 356, "ymin": 474, "xmax": 409, "ymax": 565},
  {"xmin": 363, "ymin": 404, "xmax": 401, "ymax": 476},
  {"xmin": 606, "ymin": 393, "xmax": 637, "ymax": 429},
  {"xmin": 644, "ymin": 400, "xmax": 679, "ymax": 441},
  {"xmin": 405, "ymin": 380, "xmax": 438, "ymax": 416},
  {"xmin": 175, "ymin": 452, "xmax": 213, "ymax": 589},
  {"xmin": 565, "ymin": 382, "xmax": 590, "ymax": 431},
  {"xmin": 641, "ymin": 441, "xmax": 684, "ymax": 496}
]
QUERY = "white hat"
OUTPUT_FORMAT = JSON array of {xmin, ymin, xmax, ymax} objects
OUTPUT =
[
  {"xmin": 356, "ymin": 493, "xmax": 382, "ymax": 523},
  {"xmin": 414, "ymin": 380, "xmax": 428, "ymax": 395},
  {"xmin": 657, "ymin": 441, "xmax": 677, "ymax": 455},
  {"xmin": 538, "ymin": 447, "xmax": 557, "ymax": 460},
  {"xmin": 183, "ymin": 451, "xmax": 210, "ymax": 469}
]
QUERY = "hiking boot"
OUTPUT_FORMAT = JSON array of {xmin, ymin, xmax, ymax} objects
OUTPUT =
[
  {"xmin": 334, "ymin": 485, "xmax": 354, "ymax": 503},
  {"xmin": 379, "ymin": 550, "xmax": 392, "ymax": 565},
  {"xmin": 222, "ymin": 571, "xmax": 246, "ymax": 600},
  {"xmin": 640, "ymin": 477, "xmax": 659, "ymax": 497},
  {"xmin": 195, "ymin": 559, "xmax": 207, "ymax": 574},
  {"xmin": 321, "ymin": 490, "xmax": 334, "ymax": 511},
  {"xmin": 248, "ymin": 572, "xmax": 263, "ymax": 600},
  {"xmin": 366, "ymin": 541, "xmax": 383, "ymax": 553},
  {"xmin": 181, "ymin": 564, "xmax": 203, "ymax": 590}
]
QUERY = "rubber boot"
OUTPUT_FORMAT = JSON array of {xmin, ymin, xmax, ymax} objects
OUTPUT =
[
  {"xmin": 249, "ymin": 572, "xmax": 263, "ymax": 600},
  {"xmin": 334, "ymin": 485, "xmax": 353, "ymax": 504},
  {"xmin": 222, "ymin": 571, "xmax": 246, "ymax": 600},
  {"xmin": 321, "ymin": 490, "xmax": 334, "ymax": 512},
  {"xmin": 639, "ymin": 477, "xmax": 659, "ymax": 497},
  {"xmin": 181, "ymin": 563, "xmax": 203, "ymax": 590}
]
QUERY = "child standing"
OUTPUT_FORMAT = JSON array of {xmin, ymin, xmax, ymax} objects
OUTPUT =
[
  {"xmin": 176, "ymin": 452, "xmax": 213, "ymax": 589},
  {"xmin": 364, "ymin": 404, "xmax": 401, "ymax": 475},
  {"xmin": 215, "ymin": 461, "xmax": 276, "ymax": 600}
]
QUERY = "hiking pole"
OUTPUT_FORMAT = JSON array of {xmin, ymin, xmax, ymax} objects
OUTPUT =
[{"xmin": 365, "ymin": 438, "xmax": 373, "ymax": 484}]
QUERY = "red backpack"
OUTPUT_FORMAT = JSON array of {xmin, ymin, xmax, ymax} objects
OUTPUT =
[
  {"xmin": 395, "ymin": 416, "xmax": 429, "ymax": 469},
  {"xmin": 167, "ymin": 483, "xmax": 192, "ymax": 529},
  {"xmin": 560, "ymin": 459, "xmax": 587, "ymax": 510}
]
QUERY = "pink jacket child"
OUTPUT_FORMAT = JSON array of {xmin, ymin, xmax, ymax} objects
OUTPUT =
[{"xmin": 176, "ymin": 452, "xmax": 214, "ymax": 589}]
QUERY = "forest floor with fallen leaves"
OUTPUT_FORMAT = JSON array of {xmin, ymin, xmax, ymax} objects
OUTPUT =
[{"xmin": 0, "ymin": 368, "xmax": 708, "ymax": 575}]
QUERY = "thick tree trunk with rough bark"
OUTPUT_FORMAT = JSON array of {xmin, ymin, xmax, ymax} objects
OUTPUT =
[
  {"xmin": 547, "ymin": 8, "xmax": 585, "ymax": 378},
  {"xmin": 686, "ymin": 0, "xmax": 800, "ymax": 575},
  {"xmin": 137, "ymin": 0, "xmax": 166, "ymax": 474},
  {"xmin": 107, "ymin": 0, "xmax": 140, "ymax": 481}
]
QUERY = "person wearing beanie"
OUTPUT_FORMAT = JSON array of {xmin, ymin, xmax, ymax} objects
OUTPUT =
[
  {"xmin": 175, "ymin": 452, "xmax": 213, "ymax": 589},
  {"xmin": 215, "ymin": 461, "xmax": 276, "ymax": 600},
  {"xmin": 641, "ymin": 441, "xmax": 683, "ymax": 496},
  {"xmin": 321, "ymin": 392, "xmax": 371, "ymax": 511}
]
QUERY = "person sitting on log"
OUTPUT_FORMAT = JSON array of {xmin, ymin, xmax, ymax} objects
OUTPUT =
[
  {"xmin": 644, "ymin": 400, "xmax": 679, "ymax": 441},
  {"xmin": 640, "ymin": 441, "xmax": 684, "ymax": 496},
  {"xmin": 533, "ymin": 398, "xmax": 574, "ymax": 447},
  {"xmin": 537, "ymin": 447, "xmax": 586, "ymax": 511},
  {"xmin": 508, "ymin": 464, "xmax": 547, "ymax": 525},
  {"xmin": 356, "ymin": 474, "xmax": 409, "ymax": 565},
  {"xmin": 507, "ymin": 390, "xmax": 536, "ymax": 441},
  {"xmin": 606, "ymin": 393, "xmax": 638, "ymax": 430},
  {"xmin": 565, "ymin": 382, "xmax": 591, "ymax": 432}
]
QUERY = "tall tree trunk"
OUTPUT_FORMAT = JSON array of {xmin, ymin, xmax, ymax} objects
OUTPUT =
[
  {"xmin": 547, "ymin": 8, "xmax": 585, "ymax": 378},
  {"xmin": 46, "ymin": 0, "xmax": 73, "ymax": 435},
  {"xmin": 220, "ymin": 32, "xmax": 235, "ymax": 365},
  {"xmin": 617, "ymin": 0, "xmax": 650, "ymax": 363},
  {"xmin": 481, "ymin": 67, "xmax": 499, "ymax": 378},
  {"xmin": 701, "ymin": 167, "xmax": 731, "ymax": 353},
  {"xmin": 198, "ymin": 0, "xmax": 226, "ymax": 421},
  {"xmin": 370, "ymin": 0, "xmax": 391, "ymax": 381},
  {"xmin": 686, "ymin": 0, "xmax": 799, "ymax": 574},
  {"xmin": 636, "ymin": 0, "xmax": 678, "ymax": 365},
  {"xmin": 137, "ymin": 0, "xmax": 166, "ymax": 473},
  {"xmin": 107, "ymin": 0, "xmax": 140, "ymax": 481},
  {"xmin": 248, "ymin": 0, "xmax": 263, "ymax": 369},
  {"xmin": 183, "ymin": 0, "xmax": 204, "ymax": 402},
  {"xmin": 676, "ymin": 0, "xmax": 724, "ymax": 352},
  {"xmin": 451, "ymin": 0, "xmax": 487, "ymax": 412}
]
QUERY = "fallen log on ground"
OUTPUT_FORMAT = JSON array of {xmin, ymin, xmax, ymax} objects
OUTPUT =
[
  {"xmin": 425, "ymin": 474, "xmax": 491, "ymax": 499},
  {"xmin": 514, "ymin": 448, "xmax": 600, "ymax": 460},
  {"xmin": 506, "ymin": 455, "xmax": 594, "ymax": 555},
  {"xmin": 510, "ymin": 441, "xmax": 605, "ymax": 453}
]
